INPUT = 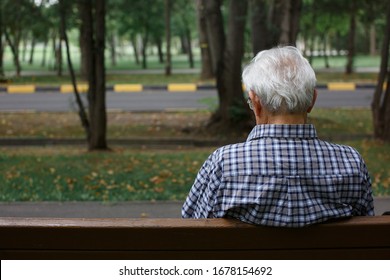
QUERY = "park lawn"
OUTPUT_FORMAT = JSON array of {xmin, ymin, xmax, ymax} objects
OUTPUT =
[
  {"xmin": 0, "ymin": 147, "xmax": 211, "ymax": 202},
  {"xmin": 0, "ymin": 108, "xmax": 389, "ymax": 201},
  {"xmin": 0, "ymin": 108, "xmax": 373, "ymax": 140},
  {"xmin": 0, "ymin": 139, "xmax": 389, "ymax": 202}
]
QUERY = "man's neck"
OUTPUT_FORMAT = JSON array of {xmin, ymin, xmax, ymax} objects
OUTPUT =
[{"xmin": 256, "ymin": 113, "xmax": 308, "ymax": 125}]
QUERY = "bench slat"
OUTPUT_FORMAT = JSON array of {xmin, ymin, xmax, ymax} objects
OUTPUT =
[{"xmin": 1, "ymin": 217, "xmax": 390, "ymax": 259}]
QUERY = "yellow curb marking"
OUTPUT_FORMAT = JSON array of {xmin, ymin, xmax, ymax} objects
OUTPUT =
[
  {"xmin": 114, "ymin": 84, "xmax": 143, "ymax": 92},
  {"xmin": 7, "ymin": 85, "xmax": 36, "ymax": 94},
  {"xmin": 60, "ymin": 84, "xmax": 88, "ymax": 93},
  {"xmin": 168, "ymin": 83, "xmax": 197, "ymax": 92},
  {"xmin": 327, "ymin": 83, "xmax": 356, "ymax": 91}
]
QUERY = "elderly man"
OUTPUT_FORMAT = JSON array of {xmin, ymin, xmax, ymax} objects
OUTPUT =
[{"xmin": 182, "ymin": 46, "xmax": 374, "ymax": 227}]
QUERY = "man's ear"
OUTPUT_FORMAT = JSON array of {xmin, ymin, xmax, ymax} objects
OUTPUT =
[
  {"xmin": 307, "ymin": 89, "xmax": 317, "ymax": 113},
  {"xmin": 249, "ymin": 91, "xmax": 262, "ymax": 116}
]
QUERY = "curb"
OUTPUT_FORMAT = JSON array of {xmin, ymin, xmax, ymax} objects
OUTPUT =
[{"xmin": 0, "ymin": 83, "xmax": 377, "ymax": 94}]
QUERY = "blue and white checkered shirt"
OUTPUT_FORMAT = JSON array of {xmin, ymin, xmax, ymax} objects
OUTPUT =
[{"xmin": 182, "ymin": 124, "xmax": 375, "ymax": 227}]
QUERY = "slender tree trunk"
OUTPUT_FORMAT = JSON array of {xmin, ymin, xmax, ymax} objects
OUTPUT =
[
  {"xmin": 323, "ymin": 34, "xmax": 330, "ymax": 68},
  {"xmin": 156, "ymin": 37, "xmax": 164, "ymax": 63},
  {"xmin": 274, "ymin": 0, "xmax": 301, "ymax": 45},
  {"xmin": 185, "ymin": 28, "xmax": 194, "ymax": 68},
  {"xmin": 372, "ymin": 2, "xmax": 390, "ymax": 141},
  {"xmin": 79, "ymin": 1, "xmax": 89, "ymax": 79},
  {"xmin": 4, "ymin": 30, "xmax": 21, "ymax": 76},
  {"xmin": 346, "ymin": 1, "xmax": 356, "ymax": 74},
  {"xmin": 131, "ymin": 35, "xmax": 140, "ymax": 65},
  {"xmin": 165, "ymin": 0, "xmax": 172, "ymax": 75},
  {"xmin": 369, "ymin": 24, "xmax": 377, "ymax": 56},
  {"xmin": 180, "ymin": 35, "xmax": 187, "ymax": 54},
  {"xmin": 21, "ymin": 36, "xmax": 28, "ymax": 62},
  {"xmin": 109, "ymin": 33, "xmax": 116, "ymax": 66},
  {"xmin": 56, "ymin": 34, "xmax": 62, "ymax": 76},
  {"xmin": 41, "ymin": 39, "xmax": 48, "ymax": 67},
  {"xmin": 88, "ymin": 0, "xmax": 108, "ymax": 150},
  {"xmin": 196, "ymin": 0, "xmax": 213, "ymax": 79},
  {"xmin": 28, "ymin": 37, "xmax": 35, "ymax": 65},
  {"xmin": 141, "ymin": 33, "xmax": 148, "ymax": 69},
  {"xmin": 51, "ymin": 34, "xmax": 56, "ymax": 70},
  {"xmin": 59, "ymin": 0, "xmax": 90, "ymax": 141}
]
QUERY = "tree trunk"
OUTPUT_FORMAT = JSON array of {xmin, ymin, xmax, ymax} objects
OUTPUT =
[
  {"xmin": 345, "ymin": 1, "xmax": 356, "ymax": 74},
  {"xmin": 372, "ymin": 2, "xmax": 390, "ymax": 141},
  {"xmin": 369, "ymin": 24, "xmax": 377, "ymax": 56},
  {"xmin": 203, "ymin": 0, "xmax": 225, "ymax": 77},
  {"xmin": 4, "ymin": 30, "xmax": 21, "ymax": 77},
  {"xmin": 79, "ymin": 1, "xmax": 90, "ymax": 79},
  {"xmin": 250, "ymin": 0, "xmax": 268, "ymax": 54},
  {"xmin": 156, "ymin": 37, "xmax": 164, "ymax": 63},
  {"xmin": 131, "ymin": 35, "xmax": 140, "ymax": 65},
  {"xmin": 88, "ymin": 0, "xmax": 108, "ymax": 150},
  {"xmin": 21, "ymin": 36, "xmax": 28, "ymax": 62},
  {"xmin": 165, "ymin": 0, "xmax": 172, "ymax": 76},
  {"xmin": 289, "ymin": 0, "xmax": 302, "ymax": 44},
  {"xmin": 185, "ymin": 28, "xmax": 194, "ymax": 68},
  {"xmin": 274, "ymin": 0, "xmax": 301, "ymax": 45},
  {"xmin": 28, "ymin": 37, "xmax": 35, "ymax": 65},
  {"xmin": 56, "ymin": 34, "xmax": 62, "ymax": 76},
  {"xmin": 109, "ymin": 33, "xmax": 116, "ymax": 66},
  {"xmin": 323, "ymin": 34, "xmax": 330, "ymax": 68},
  {"xmin": 59, "ymin": 0, "xmax": 90, "ymax": 141},
  {"xmin": 41, "ymin": 39, "xmax": 48, "ymax": 67},
  {"xmin": 196, "ymin": 0, "xmax": 213, "ymax": 79},
  {"xmin": 206, "ymin": 0, "xmax": 251, "ymax": 129},
  {"xmin": 141, "ymin": 33, "xmax": 149, "ymax": 69}
]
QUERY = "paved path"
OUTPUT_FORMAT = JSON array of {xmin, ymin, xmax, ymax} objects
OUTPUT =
[{"xmin": 0, "ymin": 197, "xmax": 389, "ymax": 218}]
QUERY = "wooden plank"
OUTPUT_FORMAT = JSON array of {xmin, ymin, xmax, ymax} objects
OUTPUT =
[{"xmin": 1, "ymin": 217, "xmax": 390, "ymax": 260}]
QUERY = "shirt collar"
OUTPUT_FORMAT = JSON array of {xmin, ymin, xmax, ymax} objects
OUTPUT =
[{"xmin": 247, "ymin": 124, "xmax": 318, "ymax": 141}]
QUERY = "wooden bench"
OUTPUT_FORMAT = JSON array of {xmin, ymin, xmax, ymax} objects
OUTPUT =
[{"xmin": 1, "ymin": 216, "xmax": 389, "ymax": 259}]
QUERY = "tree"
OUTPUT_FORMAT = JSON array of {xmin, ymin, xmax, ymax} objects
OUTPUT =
[
  {"xmin": 250, "ymin": 0, "xmax": 302, "ymax": 55},
  {"xmin": 172, "ymin": 0, "xmax": 196, "ymax": 68},
  {"xmin": 372, "ymin": 2, "xmax": 390, "ymax": 142},
  {"xmin": 2, "ymin": 0, "xmax": 37, "ymax": 76},
  {"xmin": 204, "ymin": 0, "xmax": 251, "ymax": 130},
  {"xmin": 250, "ymin": 0, "xmax": 269, "ymax": 54},
  {"xmin": 59, "ymin": 0, "xmax": 90, "ymax": 143},
  {"xmin": 345, "ymin": 0, "xmax": 357, "ymax": 74},
  {"xmin": 61, "ymin": 0, "xmax": 108, "ymax": 150},
  {"xmin": 165, "ymin": 0, "xmax": 172, "ymax": 75},
  {"xmin": 196, "ymin": 0, "xmax": 214, "ymax": 79},
  {"xmin": 115, "ymin": 0, "xmax": 164, "ymax": 69}
]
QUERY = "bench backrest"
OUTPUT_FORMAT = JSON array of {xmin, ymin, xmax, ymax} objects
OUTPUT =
[{"xmin": 1, "ymin": 217, "xmax": 390, "ymax": 259}]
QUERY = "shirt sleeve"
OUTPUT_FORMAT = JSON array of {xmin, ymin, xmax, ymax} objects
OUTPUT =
[
  {"xmin": 359, "ymin": 160, "xmax": 375, "ymax": 216},
  {"xmin": 182, "ymin": 150, "xmax": 222, "ymax": 218}
]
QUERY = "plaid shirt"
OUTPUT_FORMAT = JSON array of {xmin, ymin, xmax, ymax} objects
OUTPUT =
[{"xmin": 182, "ymin": 124, "xmax": 375, "ymax": 227}]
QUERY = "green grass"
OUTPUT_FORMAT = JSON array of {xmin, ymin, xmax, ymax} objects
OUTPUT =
[
  {"xmin": 1, "ymin": 109, "xmax": 389, "ymax": 201},
  {"xmin": 0, "ymin": 147, "xmax": 211, "ymax": 202},
  {"xmin": 0, "ymin": 140, "xmax": 389, "ymax": 202},
  {"xmin": 309, "ymin": 108, "xmax": 373, "ymax": 138}
]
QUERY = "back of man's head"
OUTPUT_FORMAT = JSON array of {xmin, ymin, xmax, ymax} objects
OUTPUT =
[{"xmin": 242, "ymin": 46, "xmax": 317, "ymax": 114}]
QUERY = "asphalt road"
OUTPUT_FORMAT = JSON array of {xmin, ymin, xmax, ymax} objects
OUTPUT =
[{"xmin": 0, "ymin": 88, "xmax": 374, "ymax": 112}]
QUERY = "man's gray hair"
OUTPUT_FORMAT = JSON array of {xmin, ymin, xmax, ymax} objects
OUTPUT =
[{"xmin": 242, "ymin": 46, "xmax": 316, "ymax": 114}]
